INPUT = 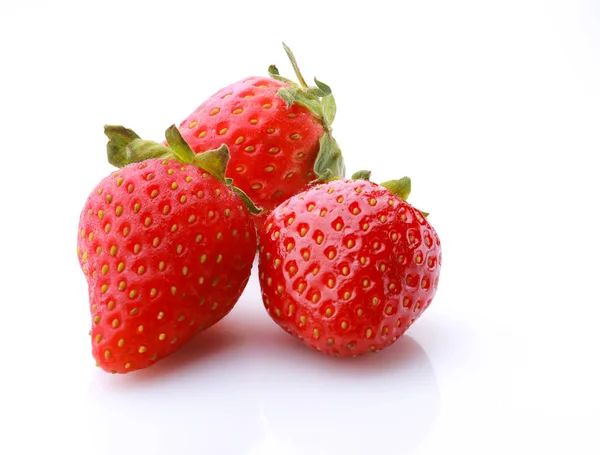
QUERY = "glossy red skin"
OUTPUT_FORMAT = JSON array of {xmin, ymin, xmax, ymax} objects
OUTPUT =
[
  {"xmin": 174, "ymin": 76, "xmax": 325, "ymax": 228},
  {"xmin": 258, "ymin": 179, "xmax": 442, "ymax": 357},
  {"xmin": 77, "ymin": 159, "xmax": 257, "ymax": 373}
]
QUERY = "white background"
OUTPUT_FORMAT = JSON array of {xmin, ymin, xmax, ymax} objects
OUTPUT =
[{"xmin": 1, "ymin": 0, "xmax": 599, "ymax": 453}]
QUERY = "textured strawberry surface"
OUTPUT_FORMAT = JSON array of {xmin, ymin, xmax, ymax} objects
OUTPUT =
[
  {"xmin": 258, "ymin": 179, "xmax": 442, "ymax": 357},
  {"xmin": 77, "ymin": 159, "xmax": 257, "ymax": 373},
  {"xmin": 175, "ymin": 76, "xmax": 325, "ymax": 225}
]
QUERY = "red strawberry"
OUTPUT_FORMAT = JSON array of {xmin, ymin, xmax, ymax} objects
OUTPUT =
[
  {"xmin": 119, "ymin": 43, "xmax": 345, "ymax": 229},
  {"xmin": 257, "ymin": 173, "xmax": 442, "ymax": 357},
  {"xmin": 77, "ymin": 125, "xmax": 258, "ymax": 373}
]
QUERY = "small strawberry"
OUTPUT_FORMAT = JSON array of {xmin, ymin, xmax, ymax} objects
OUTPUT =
[
  {"xmin": 118, "ymin": 43, "xmax": 345, "ymax": 229},
  {"xmin": 77, "ymin": 125, "xmax": 259, "ymax": 373},
  {"xmin": 257, "ymin": 172, "xmax": 442, "ymax": 357}
]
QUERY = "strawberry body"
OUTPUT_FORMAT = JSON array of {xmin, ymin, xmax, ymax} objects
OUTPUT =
[
  {"xmin": 77, "ymin": 159, "xmax": 257, "ymax": 373},
  {"xmin": 175, "ymin": 76, "xmax": 324, "ymax": 226},
  {"xmin": 257, "ymin": 179, "xmax": 442, "ymax": 357}
]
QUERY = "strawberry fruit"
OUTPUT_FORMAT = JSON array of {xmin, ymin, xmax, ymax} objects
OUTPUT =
[
  {"xmin": 116, "ymin": 43, "xmax": 345, "ymax": 228},
  {"xmin": 257, "ymin": 173, "xmax": 442, "ymax": 357},
  {"xmin": 77, "ymin": 125, "xmax": 258, "ymax": 373}
]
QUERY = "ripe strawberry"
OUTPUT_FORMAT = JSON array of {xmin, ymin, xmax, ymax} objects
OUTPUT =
[
  {"xmin": 257, "ymin": 173, "xmax": 442, "ymax": 357},
  {"xmin": 116, "ymin": 43, "xmax": 345, "ymax": 229},
  {"xmin": 77, "ymin": 125, "xmax": 258, "ymax": 373}
]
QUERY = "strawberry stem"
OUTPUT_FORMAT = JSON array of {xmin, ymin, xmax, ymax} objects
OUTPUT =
[
  {"xmin": 381, "ymin": 177, "xmax": 412, "ymax": 201},
  {"xmin": 282, "ymin": 42, "xmax": 309, "ymax": 89}
]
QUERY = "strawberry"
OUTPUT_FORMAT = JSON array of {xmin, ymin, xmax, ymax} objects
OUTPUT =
[
  {"xmin": 119, "ymin": 43, "xmax": 345, "ymax": 229},
  {"xmin": 77, "ymin": 125, "xmax": 259, "ymax": 373},
  {"xmin": 257, "ymin": 173, "xmax": 442, "ymax": 357}
]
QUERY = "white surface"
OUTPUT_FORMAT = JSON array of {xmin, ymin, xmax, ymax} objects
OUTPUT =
[{"xmin": 1, "ymin": 1, "xmax": 599, "ymax": 453}]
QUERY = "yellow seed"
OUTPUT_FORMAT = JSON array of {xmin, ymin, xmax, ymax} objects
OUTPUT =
[
  {"xmin": 251, "ymin": 183, "xmax": 262, "ymax": 190},
  {"xmin": 133, "ymin": 203, "xmax": 141, "ymax": 213},
  {"xmin": 171, "ymin": 224, "xmax": 178, "ymax": 232},
  {"xmin": 95, "ymin": 334, "xmax": 102, "ymax": 343},
  {"xmin": 335, "ymin": 223, "xmax": 342, "ymax": 231},
  {"xmin": 235, "ymin": 136, "xmax": 244, "ymax": 144},
  {"xmin": 290, "ymin": 133, "xmax": 300, "ymax": 140},
  {"xmin": 198, "ymin": 131, "xmax": 207, "ymax": 138},
  {"xmin": 104, "ymin": 223, "xmax": 112, "ymax": 233},
  {"xmin": 373, "ymin": 297, "xmax": 380, "ymax": 306},
  {"xmin": 366, "ymin": 328, "xmax": 373, "ymax": 338},
  {"xmin": 168, "ymin": 169, "xmax": 174, "ymax": 175},
  {"xmin": 139, "ymin": 346, "xmax": 147, "ymax": 353},
  {"xmin": 180, "ymin": 195, "xmax": 187, "ymax": 203},
  {"xmin": 116, "ymin": 177, "xmax": 123, "ymax": 187},
  {"xmin": 341, "ymin": 321, "xmax": 348, "ymax": 330},
  {"xmin": 313, "ymin": 328, "xmax": 320, "ymax": 339},
  {"xmin": 210, "ymin": 108, "xmax": 220, "ymax": 115},
  {"xmin": 287, "ymin": 113, "xmax": 296, "ymax": 118},
  {"xmin": 312, "ymin": 294, "xmax": 319, "ymax": 303},
  {"xmin": 380, "ymin": 215, "xmax": 387, "ymax": 223},
  {"xmin": 118, "ymin": 339, "xmax": 124, "ymax": 347},
  {"xmin": 130, "ymin": 308, "xmax": 138, "ymax": 315},
  {"xmin": 177, "ymin": 244, "xmax": 183, "ymax": 254},
  {"xmin": 328, "ymin": 338, "xmax": 334, "ymax": 346},
  {"xmin": 316, "ymin": 235, "xmax": 324, "ymax": 244},
  {"xmin": 118, "ymin": 281, "xmax": 126, "ymax": 291},
  {"xmin": 159, "ymin": 261, "xmax": 165, "ymax": 271},
  {"xmin": 385, "ymin": 305, "xmax": 393, "ymax": 314},
  {"xmin": 94, "ymin": 315, "xmax": 100, "ymax": 324},
  {"xmin": 263, "ymin": 103, "xmax": 272, "ymax": 109},
  {"xmin": 157, "ymin": 311, "xmax": 164, "ymax": 320},
  {"xmin": 267, "ymin": 128, "xmax": 275, "ymax": 133},
  {"xmin": 325, "ymin": 307, "xmax": 333, "ymax": 317},
  {"xmin": 320, "ymin": 209, "xmax": 327, "ymax": 217},
  {"xmin": 107, "ymin": 301, "xmax": 115, "ymax": 310},
  {"xmin": 159, "ymin": 333, "xmax": 166, "ymax": 341},
  {"xmin": 138, "ymin": 325, "xmax": 144, "ymax": 333},
  {"xmin": 219, "ymin": 128, "xmax": 228, "ymax": 135},
  {"xmin": 328, "ymin": 250, "xmax": 335, "ymax": 259},
  {"xmin": 357, "ymin": 308, "xmax": 364, "ymax": 316},
  {"xmin": 342, "ymin": 266, "xmax": 349, "ymax": 275},
  {"xmin": 389, "ymin": 283, "xmax": 396, "ymax": 291},
  {"xmin": 416, "ymin": 255, "xmax": 422, "ymax": 264},
  {"xmin": 302, "ymin": 251, "xmax": 310, "ymax": 260},
  {"xmin": 182, "ymin": 266, "xmax": 188, "ymax": 276},
  {"xmin": 150, "ymin": 288, "xmax": 157, "ymax": 297},
  {"xmin": 274, "ymin": 231, "xmax": 280, "ymax": 239},
  {"xmin": 277, "ymin": 285, "xmax": 283, "ymax": 294},
  {"xmin": 101, "ymin": 284, "xmax": 109, "ymax": 294},
  {"xmin": 343, "ymin": 291, "xmax": 351, "ymax": 300},
  {"xmin": 369, "ymin": 198, "xmax": 376, "ymax": 206},
  {"xmin": 200, "ymin": 254, "xmax": 207, "ymax": 263},
  {"xmin": 112, "ymin": 318, "xmax": 120, "ymax": 328},
  {"xmin": 298, "ymin": 282, "xmax": 306, "ymax": 292},
  {"xmin": 171, "ymin": 286, "xmax": 177, "ymax": 296},
  {"xmin": 362, "ymin": 279, "xmax": 369, "ymax": 287},
  {"xmin": 307, "ymin": 203, "xmax": 315, "ymax": 212},
  {"xmin": 123, "ymin": 226, "xmax": 130, "ymax": 237},
  {"xmin": 116, "ymin": 206, "xmax": 123, "ymax": 216},
  {"xmin": 125, "ymin": 362, "xmax": 131, "ymax": 369},
  {"xmin": 104, "ymin": 350, "xmax": 111, "ymax": 359},
  {"xmin": 189, "ymin": 120, "xmax": 198, "ymax": 128},
  {"xmin": 216, "ymin": 254, "xmax": 223, "ymax": 263},
  {"xmin": 250, "ymin": 119, "xmax": 258, "ymax": 124},
  {"xmin": 129, "ymin": 290, "xmax": 138, "ymax": 298},
  {"xmin": 264, "ymin": 165, "xmax": 274, "ymax": 172},
  {"xmin": 233, "ymin": 108, "xmax": 243, "ymax": 114},
  {"xmin": 268, "ymin": 147, "xmax": 280, "ymax": 154},
  {"xmin": 286, "ymin": 243, "xmax": 293, "ymax": 252},
  {"xmin": 267, "ymin": 277, "xmax": 272, "ymax": 286},
  {"xmin": 300, "ymin": 315, "xmax": 307, "ymax": 325},
  {"xmin": 224, "ymin": 209, "xmax": 230, "ymax": 218}
]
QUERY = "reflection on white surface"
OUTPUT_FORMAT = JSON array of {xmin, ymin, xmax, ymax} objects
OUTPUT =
[{"xmin": 85, "ymin": 281, "xmax": 439, "ymax": 455}]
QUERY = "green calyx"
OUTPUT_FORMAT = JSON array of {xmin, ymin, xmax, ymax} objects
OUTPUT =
[
  {"xmin": 269, "ymin": 42, "xmax": 345, "ymax": 182},
  {"xmin": 353, "ymin": 170, "xmax": 429, "ymax": 217},
  {"xmin": 104, "ymin": 124, "xmax": 261, "ymax": 215}
]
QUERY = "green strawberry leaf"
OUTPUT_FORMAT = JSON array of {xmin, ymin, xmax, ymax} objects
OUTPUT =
[
  {"xmin": 314, "ymin": 133, "xmax": 345, "ymax": 181},
  {"xmin": 321, "ymin": 94, "xmax": 337, "ymax": 127},
  {"xmin": 103, "ymin": 125, "xmax": 263, "ymax": 215},
  {"xmin": 351, "ymin": 170, "xmax": 372, "ymax": 181},
  {"xmin": 381, "ymin": 177, "xmax": 412, "ymax": 201}
]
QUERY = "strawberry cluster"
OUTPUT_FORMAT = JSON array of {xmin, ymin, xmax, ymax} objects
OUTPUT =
[{"xmin": 77, "ymin": 44, "xmax": 441, "ymax": 374}]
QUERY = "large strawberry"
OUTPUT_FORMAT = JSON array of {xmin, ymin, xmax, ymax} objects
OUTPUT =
[
  {"xmin": 117, "ymin": 44, "xmax": 345, "ymax": 229},
  {"xmin": 77, "ymin": 125, "xmax": 258, "ymax": 373},
  {"xmin": 257, "ymin": 173, "xmax": 441, "ymax": 357}
]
